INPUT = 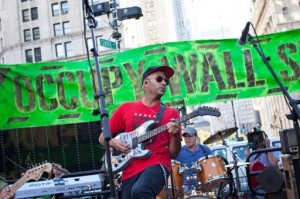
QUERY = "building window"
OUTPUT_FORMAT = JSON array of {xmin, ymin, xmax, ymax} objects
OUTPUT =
[
  {"xmin": 34, "ymin": 47, "xmax": 42, "ymax": 62},
  {"xmin": 22, "ymin": 9, "xmax": 30, "ymax": 22},
  {"xmin": 25, "ymin": 49, "xmax": 33, "ymax": 62},
  {"xmin": 21, "ymin": 0, "xmax": 27, "ymax": 2},
  {"xmin": 55, "ymin": 42, "xmax": 72, "ymax": 58},
  {"xmin": 65, "ymin": 42, "xmax": 72, "ymax": 57},
  {"xmin": 52, "ymin": 3, "xmax": 60, "ymax": 16},
  {"xmin": 32, "ymin": 27, "xmax": 40, "ymax": 40},
  {"xmin": 31, "ymin": 7, "xmax": 38, "ymax": 20},
  {"xmin": 61, "ymin": 1, "xmax": 68, "ymax": 14},
  {"xmin": 62, "ymin": 21, "xmax": 70, "ymax": 34},
  {"xmin": 283, "ymin": 7, "xmax": 289, "ymax": 17},
  {"xmin": 55, "ymin": 43, "xmax": 64, "ymax": 58},
  {"xmin": 24, "ymin": 29, "xmax": 31, "ymax": 42},
  {"xmin": 54, "ymin": 23, "xmax": 62, "ymax": 36}
]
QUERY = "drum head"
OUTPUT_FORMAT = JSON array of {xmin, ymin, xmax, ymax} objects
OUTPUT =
[{"xmin": 185, "ymin": 195, "xmax": 211, "ymax": 199}]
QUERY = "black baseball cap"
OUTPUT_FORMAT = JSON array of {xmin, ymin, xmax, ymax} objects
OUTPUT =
[{"xmin": 142, "ymin": 66, "xmax": 174, "ymax": 85}]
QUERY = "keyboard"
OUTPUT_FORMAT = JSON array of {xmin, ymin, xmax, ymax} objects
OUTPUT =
[{"xmin": 15, "ymin": 174, "xmax": 104, "ymax": 198}]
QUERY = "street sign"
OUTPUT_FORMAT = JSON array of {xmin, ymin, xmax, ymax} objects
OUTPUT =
[{"xmin": 99, "ymin": 38, "xmax": 117, "ymax": 50}]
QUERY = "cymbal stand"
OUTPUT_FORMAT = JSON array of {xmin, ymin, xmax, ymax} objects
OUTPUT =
[
  {"xmin": 231, "ymin": 150, "xmax": 240, "ymax": 198},
  {"xmin": 221, "ymin": 136, "xmax": 229, "ymax": 147},
  {"xmin": 221, "ymin": 137, "xmax": 240, "ymax": 198}
]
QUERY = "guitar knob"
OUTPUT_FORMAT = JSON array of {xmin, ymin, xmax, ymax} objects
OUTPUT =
[
  {"xmin": 121, "ymin": 154, "xmax": 125, "ymax": 158},
  {"xmin": 118, "ymin": 159, "xmax": 123, "ymax": 163},
  {"xmin": 114, "ymin": 163, "xmax": 118, "ymax": 167}
]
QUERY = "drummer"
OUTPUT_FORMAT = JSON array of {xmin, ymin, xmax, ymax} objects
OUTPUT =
[{"xmin": 174, "ymin": 126, "xmax": 212, "ymax": 193}]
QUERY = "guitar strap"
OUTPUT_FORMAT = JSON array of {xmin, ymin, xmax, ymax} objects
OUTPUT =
[
  {"xmin": 155, "ymin": 103, "xmax": 166, "ymax": 123},
  {"xmin": 147, "ymin": 103, "xmax": 166, "ymax": 144},
  {"xmin": 199, "ymin": 144, "xmax": 208, "ymax": 159}
]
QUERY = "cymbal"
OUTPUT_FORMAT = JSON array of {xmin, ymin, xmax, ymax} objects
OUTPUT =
[
  {"xmin": 225, "ymin": 162, "xmax": 249, "ymax": 168},
  {"xmin": 203, "ymin": 127, "xmax": 238, "ymax": 144}
]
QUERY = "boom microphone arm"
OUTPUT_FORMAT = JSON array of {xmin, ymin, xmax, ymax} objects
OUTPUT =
[{"xmin": 246, "ymin": 27, "xmax": 300, "ymax": 160}]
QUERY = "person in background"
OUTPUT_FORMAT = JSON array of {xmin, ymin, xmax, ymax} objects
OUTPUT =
[
  {"xmin": 249, "ymin": 135, "xmax": 279, "ymax": 166},
  {"xmin": 51, "ymin": 163, "xmax": 72, "ymax": 198},
  {"xmin": 174, "ymin": 126, "xmax": 212, "ymax": 193},
  {"xmin": 249, "ymin": 130, "xmax": 280, "ymax": 199},
  {"xmin": 99, "ymin": 65, "xmax": 182, "ymax": 199},
  {"xmin": 52, "ymin": 163, "xmax": 69, "ymax": 179}
]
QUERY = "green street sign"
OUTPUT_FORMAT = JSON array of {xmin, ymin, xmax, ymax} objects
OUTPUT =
[{"xmin": 99, "ymin": 38, "xmax": 117, "ymax": 50}]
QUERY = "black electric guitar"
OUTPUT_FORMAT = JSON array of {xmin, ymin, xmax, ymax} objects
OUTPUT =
[{"xmin": 109, "ymin": 106, "xmax": 221, "ymax": 173}]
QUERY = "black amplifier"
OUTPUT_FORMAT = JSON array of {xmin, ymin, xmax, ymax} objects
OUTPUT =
[{"xmin": 280, "ymin": 128, "xmax": 298, "ymax": 154}]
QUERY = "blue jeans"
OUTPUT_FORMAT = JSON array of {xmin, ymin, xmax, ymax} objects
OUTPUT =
[{"xmin": 121, "ymin": 164, "xmax": 168, "ymax": 199}]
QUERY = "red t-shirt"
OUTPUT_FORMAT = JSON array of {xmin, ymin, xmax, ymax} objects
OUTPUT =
[{"xmin": 109, "ymin": 100, "xmax": 181, "ymax": 181}]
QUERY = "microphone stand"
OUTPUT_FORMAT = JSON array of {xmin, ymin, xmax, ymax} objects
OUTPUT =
[
  {"xmin": 84, "ymin": 5, "xmax": 117, "ymax": 199},
  {"xmin": 247, "ymin": 33, "xmax": 300, "ymax": 165}
]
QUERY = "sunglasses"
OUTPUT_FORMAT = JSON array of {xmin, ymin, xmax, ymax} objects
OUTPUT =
[{"xmin": 149, "ymin": 76, "xmax": 170, "ymax": 85}]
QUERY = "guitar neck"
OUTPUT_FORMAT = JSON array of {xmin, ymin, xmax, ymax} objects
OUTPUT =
[
  {"xmin": 9, "ymin": 176, "xmax": 27, "ymax": 195},
  {"xmin": 138, "ymin": 111, "xmax": 198, "ymax": 143}
]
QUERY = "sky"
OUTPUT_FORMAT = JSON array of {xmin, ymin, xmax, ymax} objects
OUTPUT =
[{"xmin": 185, "ymin": 0, "xmax": 252, "ymax": 40}]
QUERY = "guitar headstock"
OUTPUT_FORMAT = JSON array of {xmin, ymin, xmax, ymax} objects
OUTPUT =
[
  {"xmin": 23, "ymin": 162, "xmax": 53, "ymax": 181},
  {"xmin": 197, "ymin": 106, "xmax": 221, "ymax": 117}
]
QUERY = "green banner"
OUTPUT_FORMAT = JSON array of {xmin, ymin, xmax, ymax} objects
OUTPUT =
[{"xmin": 1, "ymin": 29, "xmax": 300, "ymax": 130}]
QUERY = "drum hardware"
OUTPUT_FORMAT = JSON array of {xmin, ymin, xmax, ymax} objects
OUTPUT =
[
  {"xmin": 203, "ymin": 127, "xmax": 247, "ymax": 198},
  {"xmin": 225, "ymin": 162, "xmax": 249, "ymax": 168},
  {"xmin": 186, "ymin": 175, "xmax": 198, "ymax": 181}
]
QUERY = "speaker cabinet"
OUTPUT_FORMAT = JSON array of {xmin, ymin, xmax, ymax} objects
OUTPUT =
[
  {"xmin": 280, "ymin": 128, "xmax": 298, "ymax": 154},
  {"xmin": 256, "ymin": 166, "xmax": 284, "ymax": 193},
  {"xmin": 281, "ymin": 154, "xmax": 299, "ymax": 199}
]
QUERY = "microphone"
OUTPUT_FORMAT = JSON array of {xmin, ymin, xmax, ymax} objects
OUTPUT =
[{"xmin": 238, "ymin": 21, "xmax": 251, "ymax": 45}]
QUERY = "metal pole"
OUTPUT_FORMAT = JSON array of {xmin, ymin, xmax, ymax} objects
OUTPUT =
[
  {"xmin": 231, "ymin": 101, "xmax": 238, "ymax": 139},
  {"xmin": 83, "ymin": 2, "xmax": 117, "ymax": 198}
]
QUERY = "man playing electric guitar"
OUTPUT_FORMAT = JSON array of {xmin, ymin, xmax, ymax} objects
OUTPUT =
[{"xmin": 99, "ymin": 66, "xmax": 182, "ymax": 199}]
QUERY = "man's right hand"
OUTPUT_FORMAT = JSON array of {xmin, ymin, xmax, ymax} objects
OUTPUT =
[{"xmin": 110, "ymin": 139, "xmax": 131, "ymax": 154}]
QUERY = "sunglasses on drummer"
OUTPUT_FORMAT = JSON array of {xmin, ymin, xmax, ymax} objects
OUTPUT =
[{"xmin": 148, "ymin": 76, "xmax": 170, "ymax": 85}]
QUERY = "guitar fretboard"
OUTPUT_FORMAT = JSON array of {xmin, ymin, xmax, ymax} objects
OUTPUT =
[
  {"xmin": 10, "ymin": 176, "xmax": 27, "ymax": 194},
  {"xmin": 138, "ymin": 111, "xmax": 199, "ymax": 143}
]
